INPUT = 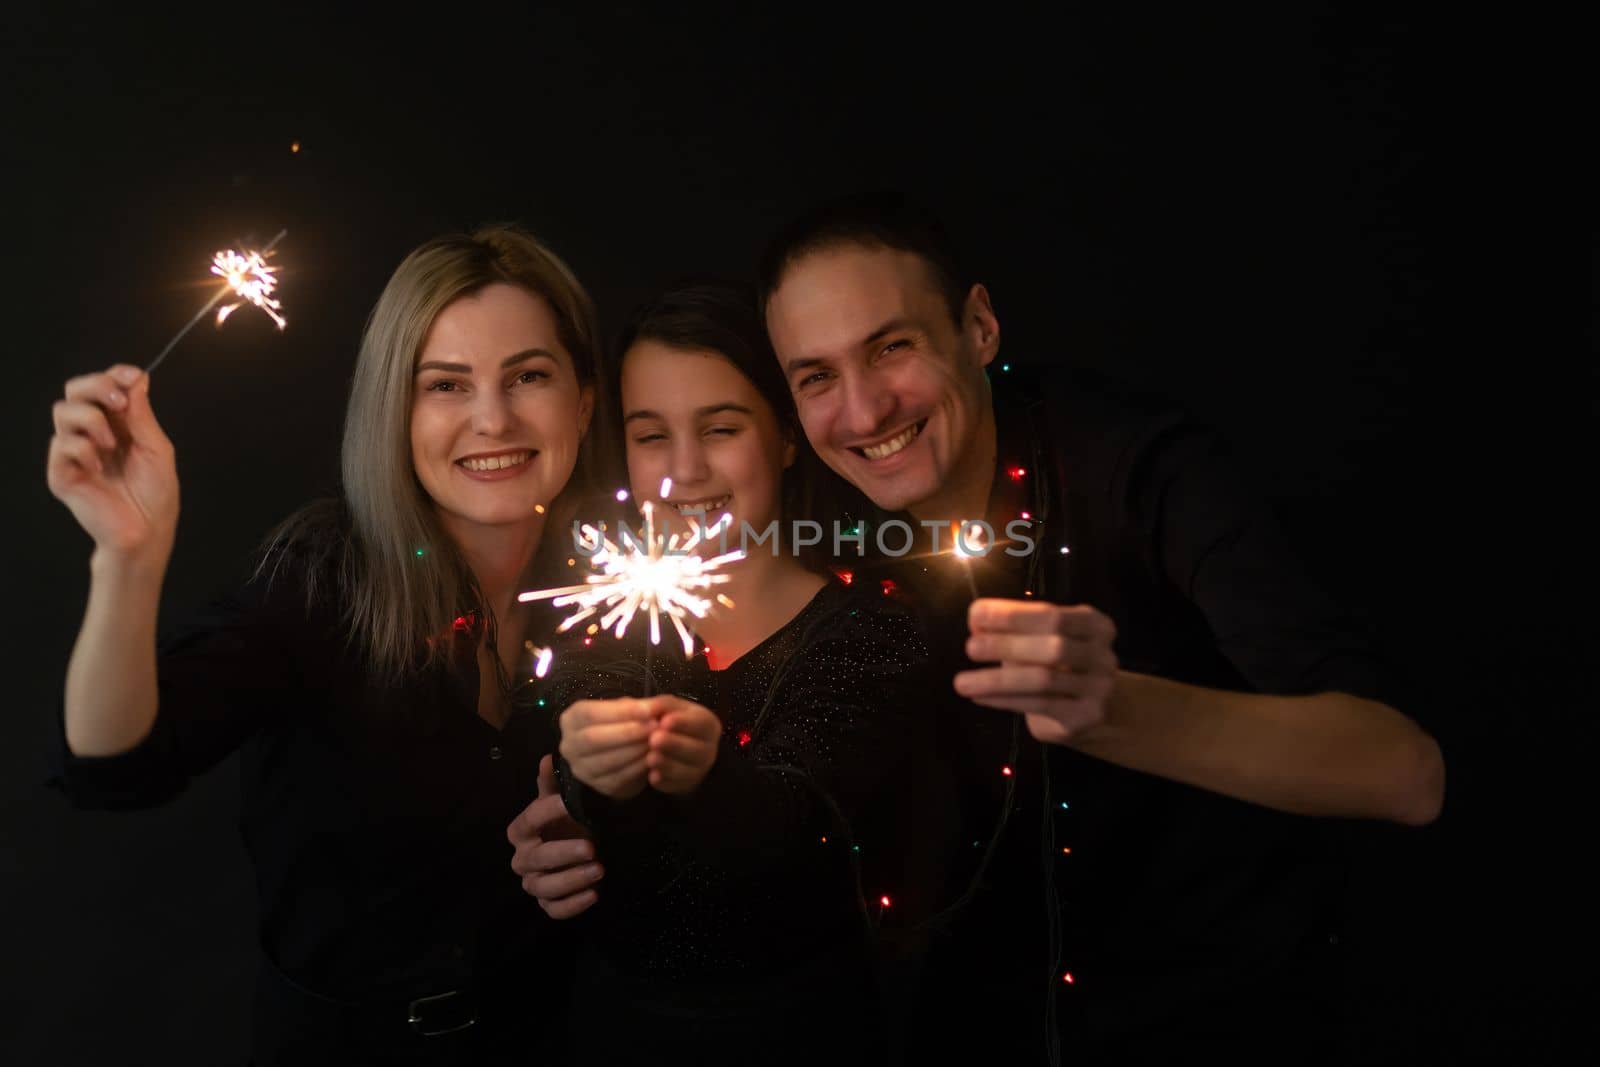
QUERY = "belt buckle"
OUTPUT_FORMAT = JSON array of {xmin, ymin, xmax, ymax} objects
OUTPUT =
[{"xmin": 407, "ymin": 988, "xmax": 477, "ymax": 1036}]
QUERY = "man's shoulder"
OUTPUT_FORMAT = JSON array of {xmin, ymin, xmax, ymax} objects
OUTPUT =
[
  {"xmin": 1000, "ymin": 365, "xmax": 1195, "ymax": 504},
  {"xmin": 1029, "ymin": 365, "xmax": 1187, "ymax": 439}
]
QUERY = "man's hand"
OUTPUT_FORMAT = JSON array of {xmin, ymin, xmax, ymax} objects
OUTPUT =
[
  {"xmin": 953, "ymin": 598, "xmax": 1120, "ymax": 745},
  {"xmin": 559, "ymin": 697, "xmax": 657, "ymax": 799},
  {"xmin": 507, "ymin": 755, "xmax": 602, "ymax": 919},
  {"xmin": 644, "ymin": 696, "xmax": 722, "ymax": 795}
]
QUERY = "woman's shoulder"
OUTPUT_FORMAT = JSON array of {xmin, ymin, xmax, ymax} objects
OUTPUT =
[{"xmin": 242, "ymin": 498, "xmax": 354, "ymax": 623}]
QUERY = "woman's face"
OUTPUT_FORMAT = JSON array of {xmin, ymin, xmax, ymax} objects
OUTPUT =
[
  {"xmin": 620, "ymin": 340, "xmax": 793, "ymax": 540},
  {"xmin": 410, "ymin": 283, "xmax": 593, "ymax": 532}
]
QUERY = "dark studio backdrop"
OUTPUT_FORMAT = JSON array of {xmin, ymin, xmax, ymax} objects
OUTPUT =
[{"xmin": 1, "ymin": 4, "xmax": 1577, "ymax": 1063}]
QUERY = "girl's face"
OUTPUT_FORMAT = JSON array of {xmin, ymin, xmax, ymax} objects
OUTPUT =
[
  {"xmin": 410, "ymin": 283, "xmax": 593, "ymax": 533},
  {"xmin": 620, "ymin": 339, "xmax": 793, "ymax": 540}
]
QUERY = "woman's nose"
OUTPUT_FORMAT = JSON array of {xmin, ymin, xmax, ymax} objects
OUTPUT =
[{"xmin": 470, "ymin": 389, "xmax": 515, "ymax": 437}]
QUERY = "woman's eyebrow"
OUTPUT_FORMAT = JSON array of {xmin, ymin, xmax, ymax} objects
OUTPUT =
[{"xmin": 416, "ymin": 348, "xmax": 558, "ymax": 374}]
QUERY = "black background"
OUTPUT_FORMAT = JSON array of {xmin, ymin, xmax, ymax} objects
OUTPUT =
[{"xmin": 2, "ymin": 4, "xmax": 1578, "ymax": 1063}]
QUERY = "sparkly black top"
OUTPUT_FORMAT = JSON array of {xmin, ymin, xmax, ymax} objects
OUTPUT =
[{"xmin": 543, "ymin": 577, "xmax": 935, "ymax": 1060}]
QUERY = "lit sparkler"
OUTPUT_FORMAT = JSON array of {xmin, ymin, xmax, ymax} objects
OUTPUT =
[
  {"xmin": 146, "ymin": 229, "xmax": 288, "ymax": 373},
  {"xmin": 952, "ymin": 521, "xmax": 986, "ymax": 600},
  {"xmin": 517, "ymin": 488, "xmax": 745, "ymax": 660},
  {"xmin": 211, "ymin": 245, "xmax": 286, "ymax": 329}
]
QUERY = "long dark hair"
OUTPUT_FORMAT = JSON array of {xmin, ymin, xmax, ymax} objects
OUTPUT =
[{"xmin": 612, "ymin": 280, "xmax": 868, "ymax": 568}]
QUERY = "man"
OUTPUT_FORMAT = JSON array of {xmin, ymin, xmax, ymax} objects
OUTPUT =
[{"xmin": 755, "ymin": 191, "xmax": 1443, "ymax": 1063}]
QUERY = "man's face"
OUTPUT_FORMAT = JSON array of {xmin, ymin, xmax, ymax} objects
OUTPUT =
[{"xmin": 765, "ymin": 245, "xmax": 997, "ymax": 517}]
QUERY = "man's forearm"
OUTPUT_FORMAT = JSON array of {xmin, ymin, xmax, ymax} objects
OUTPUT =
[{"xmin": 1068, "ymin": 671, "xmax": 1445, "ymax": 825}]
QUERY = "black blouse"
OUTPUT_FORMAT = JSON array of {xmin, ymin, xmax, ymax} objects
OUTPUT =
[
  {"xmin": 48, "ymin": 526, "xmax": 572, "ymax": 1064},
  {"xmin": 541, "ymin": 578, "xmax": 938, "ymax": 1064}
]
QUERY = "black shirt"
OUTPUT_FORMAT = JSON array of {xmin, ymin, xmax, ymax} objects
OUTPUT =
[
  {"xmin": 48, "ymin": 522, "xmax": 573, "ymax": 1065},
  {"xmin": 881, "ymin": 369, "xmax": 1398, "ymax": 1065},
  {"xmin": 544, "ymin": 578, "xmax": 937, "ymax": 1066}
]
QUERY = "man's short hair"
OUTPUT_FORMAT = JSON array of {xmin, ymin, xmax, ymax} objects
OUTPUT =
[{"xmin": 756, "ymin": 191, "xmax": 971, "ymax": 325}]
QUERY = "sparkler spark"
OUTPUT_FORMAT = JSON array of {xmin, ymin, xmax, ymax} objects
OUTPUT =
[
  {"xmin": 211, "ymin": 246, "xmax": 286, "ymax": 329},
  {"xmin": 952, "ymin": 521, "xmax": 986, "ymax": 600},
  {"xmin": 146, "ymin": 228, "xmax": 288, "ymax": 373},
  {"xmin": 517, "ymin": 498, "xmax": 744, "ymax": 659},
  {"xmin": 523, "ymin": 641, "xmax": 554, "ymax": 679}
]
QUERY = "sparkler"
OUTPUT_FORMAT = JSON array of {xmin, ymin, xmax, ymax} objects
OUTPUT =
[
  {"xmin": 146, "ymin": 229, "xmax": 288, "ymax": 373},
  {"xmin": 952, "ymin": 521, "xmax": 986, "ymax": 600},
  {"xmin": 517, "ymin": 480, "xmax": 745, "ymax": 691}
]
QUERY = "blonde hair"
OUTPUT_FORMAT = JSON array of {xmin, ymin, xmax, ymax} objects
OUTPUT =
[{"xmin": 264, "ymin": 225, "xmax": 609, "ymax": 681}]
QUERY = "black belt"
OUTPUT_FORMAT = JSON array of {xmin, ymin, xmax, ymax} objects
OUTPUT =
[{"xmin": 253, "ymin": 954, "xmax": 484, "ymax": 1061}]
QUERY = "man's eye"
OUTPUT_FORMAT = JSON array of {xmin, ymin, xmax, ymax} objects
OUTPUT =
[
  {"xmin": 800, "ymin": 371, "xmax": 829, "ymax": 388},
  {"xmin": 881, "ymin": 340, "xmax": 908, "ymax": 356}
]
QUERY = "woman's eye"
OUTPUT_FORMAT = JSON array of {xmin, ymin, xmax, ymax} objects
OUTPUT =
[
  {"xmin": 426, "ymin": 380, "xmax": 459, "ymax": 392},
  {"xmin": 515, "ymin": 369, "xmax": 549, "ymax": 385},
  {"xmin": 705, "ymin": 426, "xmax": 739, "ymax": 437},
  {"xmin": 633, "ymin": 432, "xmax": 667, "ymax": 444}
]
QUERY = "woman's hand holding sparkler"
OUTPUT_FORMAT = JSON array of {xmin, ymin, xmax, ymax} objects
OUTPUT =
[
  {"xmin": 644, "ymin": 696, "xmax": 721, "ymax": 795},
  {"xmin": 559, "ymin": 698, "xmax": 661, "ymax": 799},
  {"xmin": 47, "ymin": 364, "xmax": 178, "ymax": 566}
]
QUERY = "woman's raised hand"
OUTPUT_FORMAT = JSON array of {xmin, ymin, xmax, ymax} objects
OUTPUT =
[{"xmin": 46, "ymin": 365, "xmax": 179, "ymax": 564}]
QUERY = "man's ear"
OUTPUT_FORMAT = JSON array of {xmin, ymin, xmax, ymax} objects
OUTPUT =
[
  {"xmin": 782, "ymin": 429, "xmax": 797, "ymax": 470},
  {"xmin": 964, "ymin": 283, "xmax": 1001, "ymax": 369}
]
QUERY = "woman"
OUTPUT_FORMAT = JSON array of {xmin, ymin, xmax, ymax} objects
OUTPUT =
[
  {"xmin": 537, "ymin": 282, "xmax": 936, "ymax": 1065},
  {"xmin": 46, "ymin": 225, "xmax": 605, "ymax": 1064}
]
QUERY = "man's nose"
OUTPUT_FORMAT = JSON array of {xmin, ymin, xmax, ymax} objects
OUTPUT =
[{"xmin": 842, "ymin": 370, "xmax": 895, "ymax": 438}]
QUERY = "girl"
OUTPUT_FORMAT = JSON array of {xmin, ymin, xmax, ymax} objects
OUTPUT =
[{"xmin": 543, "ymin": 282, "xmax": 935, "ymax": 1065}]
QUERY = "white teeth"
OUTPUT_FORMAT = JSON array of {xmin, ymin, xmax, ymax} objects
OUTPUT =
[
  {"xmin": 461, "ymin": 450, "xmax": 532, "ymax": 472},
  {"xmin": 673, "ymin": 496, "xmax": 729, "ymax": 515},
  {"xmin": 861, "ymin": 423, "xmax": 920, "ymax": 461}
]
